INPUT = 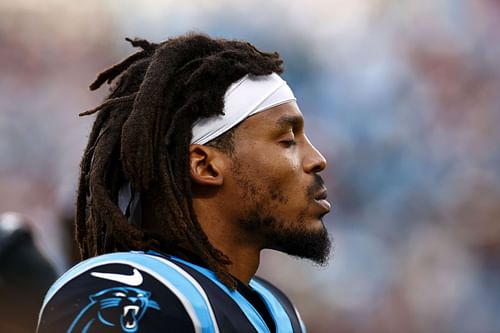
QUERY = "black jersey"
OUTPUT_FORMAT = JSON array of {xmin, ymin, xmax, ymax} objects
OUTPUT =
[{"xmin": 37, "ymin": 251, "xmax": 306, "ymax": 333}]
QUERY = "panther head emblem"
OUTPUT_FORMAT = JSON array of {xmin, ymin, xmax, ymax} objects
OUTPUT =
[{"xmin": 68, "ymin": 287, "xmax": 160, "ymax": 333}]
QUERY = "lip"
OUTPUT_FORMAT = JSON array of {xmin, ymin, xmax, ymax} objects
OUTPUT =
[
  {"xmin": 314, "ymin": 187, "xmax": 331, "ymax": 212},
  {"xmin": 315, "ymin": 198, "xmax": 331, "ymax": 212},
  {"xmin": 314, "ymin": 187, "xmax": 328, "ymax": 201}
]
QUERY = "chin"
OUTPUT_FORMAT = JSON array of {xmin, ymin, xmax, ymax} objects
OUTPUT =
[
  {"xmin": 309, "ymin": 217, "xmax": 326, "ymax": 228},
  {"xmin": 300, "ymin": 216, "xmax": 327, "ymax": 233},
  {"xmin": 268, "ymin": 219, "xmax": 332, "ymax": 265}
]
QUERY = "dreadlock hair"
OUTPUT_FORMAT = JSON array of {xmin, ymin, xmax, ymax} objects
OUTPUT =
[{"xmin": 76, "ymin": 33, "xmax": 284, "ymax": 289}]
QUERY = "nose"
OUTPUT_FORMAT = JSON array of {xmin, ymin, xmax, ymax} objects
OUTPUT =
[{"xmin": 303, "ymin": 138, "xmax": 327, "ymax": 174}]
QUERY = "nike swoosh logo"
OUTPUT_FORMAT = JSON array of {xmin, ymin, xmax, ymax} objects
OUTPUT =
[{"xmin": 91, "ymin": 268, "xmax": 143, "ymax": 286}]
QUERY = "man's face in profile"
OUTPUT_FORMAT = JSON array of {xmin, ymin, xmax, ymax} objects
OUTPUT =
[{"xmin": 226, "ymin": 102, "xmax": 331, "ymax": 264}]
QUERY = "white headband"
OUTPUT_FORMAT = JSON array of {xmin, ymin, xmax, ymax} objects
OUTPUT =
[{"xmin": 191, "ymin": 73, "xmax": 296, "ymax": 145}]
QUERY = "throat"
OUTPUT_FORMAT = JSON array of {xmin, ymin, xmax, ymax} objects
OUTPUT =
[{"xmin": 223, "ymin": 247, "xmax": 261, "ymax": 285}]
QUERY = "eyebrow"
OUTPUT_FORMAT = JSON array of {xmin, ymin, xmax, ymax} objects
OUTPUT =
[{"xmin": 275, "ymin": 114, "xmax": 304, "ymax": 131}]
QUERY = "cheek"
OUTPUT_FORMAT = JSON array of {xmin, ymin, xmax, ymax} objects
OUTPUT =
[
  {"xmin": 271, "ymin": 155, "xmax": 302, "ymax": 187},
  {"xmin": 266, "ymin": 162, "xmax": 307, "ymax": 206},
  {"xmin": 234, "ymin": 147, "xmax": 303, "ymax": 200},
  {"xmin": 262, "ymin": 149, "xmax": 301, "ymax": 176}
]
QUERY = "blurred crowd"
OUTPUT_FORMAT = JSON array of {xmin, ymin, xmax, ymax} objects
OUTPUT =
[{"xmin": 1, "ymin": 0, "xmax": 499, "ymax": 332}]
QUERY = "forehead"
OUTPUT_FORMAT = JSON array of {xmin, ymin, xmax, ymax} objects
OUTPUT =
[{"xmin": 237, "ymin": 101, "xmax": 304, "ymax": 134}]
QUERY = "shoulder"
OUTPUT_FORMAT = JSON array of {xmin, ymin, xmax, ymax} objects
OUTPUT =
[
  {"xmin": 37, "ymin": 252, "xmax": 216, "ymax": 333},
  {"xmin": 252, "ymin": 276, "xmax": 294, "ymax": 308},
  {"xmin": 251, "ymin": 276, "xmax": 307, "ymax": 333}
]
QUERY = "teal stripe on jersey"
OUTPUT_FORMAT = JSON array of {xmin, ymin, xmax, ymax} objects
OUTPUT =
[
  {"xmin": 170, "ymin": 255, "xmax": 291, "ymax": 333},
  {"xmin": 249, "ymin": 279, "xmax": 295, "ymax": 333}
]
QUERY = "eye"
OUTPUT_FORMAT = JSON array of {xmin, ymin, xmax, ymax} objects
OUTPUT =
[
  {"xmin": 137, "ymin": 293, "xmax": 144, "ymax": 297},
  {"xmin": 281, "ymin": 139, "xmax": 296, "ymax": 147},
  {"xmin": 278, "ymin": 130, "xmax": 298, "ymax": 147},
  {"xmin": 114, "ymin": 292, "xmax": 127, "ymax": 297},
  {"xmin": 280, "ymin": 136, "xmax": 297, "ymax": 147}
]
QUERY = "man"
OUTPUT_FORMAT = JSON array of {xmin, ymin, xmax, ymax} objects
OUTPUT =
[
  {"xmin": 37, "ymin": 33, "xmax": 331, "ymax": 333},
  {"xmin": 0, "ymin": 213, "xmax": 57, "ymax": 333}
]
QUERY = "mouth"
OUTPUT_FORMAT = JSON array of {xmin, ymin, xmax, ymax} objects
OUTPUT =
[
  {"xmin": 123, "ymin": 305, "xmax": 139, "ymax": 329},
  {"xmin": 314, "ymin": 188, "xmax": 331, "ymax": 213}
]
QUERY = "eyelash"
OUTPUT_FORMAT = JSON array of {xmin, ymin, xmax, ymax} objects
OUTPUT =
[{"xmin": 281, "ymin": 139, "xmax": 297, "ymax": 147}]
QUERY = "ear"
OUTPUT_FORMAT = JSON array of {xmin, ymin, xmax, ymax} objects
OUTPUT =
[{"xmin": 189, "ymin": 144, "xmax": 225, "ymax": 186}]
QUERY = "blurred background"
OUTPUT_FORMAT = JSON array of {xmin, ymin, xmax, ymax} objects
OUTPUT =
[{"xmin": 1, "ymin": 0, "xmax": 500, "ymax": 332}]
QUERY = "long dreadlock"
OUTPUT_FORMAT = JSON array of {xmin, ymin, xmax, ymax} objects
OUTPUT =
[{"xmin": 76, "ymin": 33, "xmax": 284, "ymax": 289}]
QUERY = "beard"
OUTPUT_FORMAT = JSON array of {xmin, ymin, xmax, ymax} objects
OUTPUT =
[
  {"xmin": 238, "ymin": 206, "xmax": 332, "ymax": 265},
  {"xmin": 232, "ymin": 152, "xmax": 331, "ymax": 265},
  {"xmin": 272, "ymin": 218, "xmax": 331, "ymax": 265},
  {"xmin": 235, "ymin": 173, "xmax": 332, "ymax": 265}
]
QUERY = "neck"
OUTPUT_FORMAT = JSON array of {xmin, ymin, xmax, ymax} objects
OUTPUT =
[
  {"xmin": 214, "ymin": 233, "xmax": 262, "ymax": 285},
  {"xmin": 193, "ymin": 198, "xmax": 262, "ymax": 285}
]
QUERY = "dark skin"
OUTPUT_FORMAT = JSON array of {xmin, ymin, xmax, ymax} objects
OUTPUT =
[{"xmin": 189, "ymin": 102, "xmax": 329, "ymax": 284}]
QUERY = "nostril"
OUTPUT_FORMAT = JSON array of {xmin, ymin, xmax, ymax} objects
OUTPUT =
[
  {"xmin": 307, "ymin": 155, "xmax": 327, "ymax": 174},
  {"xmin": 317, "ymin": 157, "xmax": 327, "ymax": 172}
]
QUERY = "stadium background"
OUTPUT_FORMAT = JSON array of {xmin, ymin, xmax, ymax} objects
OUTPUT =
[{"xmin": 1, "ymin": 0, "xmax": 500, "ymax": 332}]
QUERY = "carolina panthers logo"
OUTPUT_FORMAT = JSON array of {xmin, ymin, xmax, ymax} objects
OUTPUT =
[{"xmin": 67, "ymin": 287, "xmax": 160, "ymax": 333}]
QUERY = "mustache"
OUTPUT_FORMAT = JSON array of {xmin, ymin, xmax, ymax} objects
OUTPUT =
[{"xmin": 307, "ymin": 174, "xmax": 326, "ymax": 198}]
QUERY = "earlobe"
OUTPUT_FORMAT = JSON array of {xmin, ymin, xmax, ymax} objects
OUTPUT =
[{"xmin": 189, "ymin": 144, "xmax": 224, "ymax": 186}]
